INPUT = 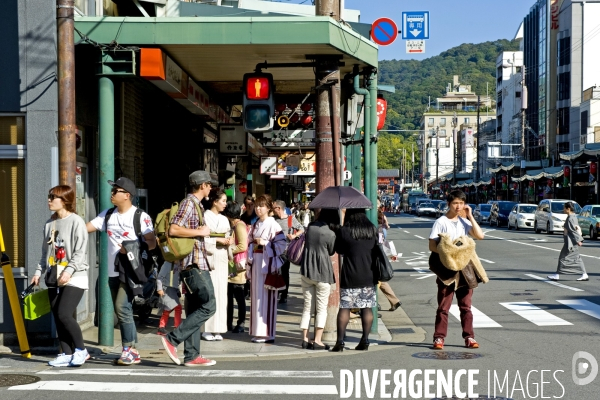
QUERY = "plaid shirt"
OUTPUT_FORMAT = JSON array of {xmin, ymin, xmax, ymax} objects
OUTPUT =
[{"xmin": 170, "ymin": 194, "xmax": 209, "ymax": 271}]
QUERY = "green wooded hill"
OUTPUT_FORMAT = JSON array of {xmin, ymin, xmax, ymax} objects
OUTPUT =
[{"xmin": 379, "ymin": 39, "xmax": 521, "ymax": 135}]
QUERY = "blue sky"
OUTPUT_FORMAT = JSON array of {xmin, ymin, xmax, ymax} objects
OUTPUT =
[
  {"xmin": 345, "ymin": 0, "xmax": 536, "ymax": 60},
  {"xmin": 282, "ymin": 0, "xmax": 537, "ymax": 61}
]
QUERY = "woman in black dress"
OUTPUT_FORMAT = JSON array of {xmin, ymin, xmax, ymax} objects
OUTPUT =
[{"xmin": 330, "ymin": 209, "xmax": 378, "ymax": 352}]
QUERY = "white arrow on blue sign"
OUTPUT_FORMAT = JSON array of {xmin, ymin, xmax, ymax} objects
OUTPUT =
[{"xmin": 402, "ymin": 11, "xmax": 429, "ymax": 40}]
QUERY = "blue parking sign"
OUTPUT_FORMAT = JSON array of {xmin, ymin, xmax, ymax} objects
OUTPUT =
[{"xmin": 402, "ymin": 11, "xmax": 429, "ymax": 40}]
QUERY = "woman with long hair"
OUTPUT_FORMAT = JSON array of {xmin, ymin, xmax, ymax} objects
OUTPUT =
[
  {"xmin": 548, "ymin": 202, "xmax": 588, "ymax": 281},
  {"xmin": 31, "ymin": 185, "xmax": 90, "ymax": 366},
  {"xmin": 201, "ymin": 189, "xmax": 232, "ymax": 341},
  {"xmin": 223, "ymin": 201, "xmax": 248, "ymax": 333},
  {"xmin": 246, "ymin": 195, "xmax": 286, "ymax": 343},
  {"xmin": 299, "ymin": 208, "xmax": 339, "ymax": 350},
  {"xmin": 330, "ymin": 209, "xmax": 378, "ymax": 352}
]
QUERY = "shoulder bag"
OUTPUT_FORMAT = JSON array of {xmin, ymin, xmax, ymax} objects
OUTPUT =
[{"xmin": 372, "ymin": 242, "xmax": 394, "ymax": 282}]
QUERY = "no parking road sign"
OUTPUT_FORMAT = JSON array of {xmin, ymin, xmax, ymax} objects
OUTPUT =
[{"xmin": 370, "ymin": 18, "xmax": 398, "ymax": 46}]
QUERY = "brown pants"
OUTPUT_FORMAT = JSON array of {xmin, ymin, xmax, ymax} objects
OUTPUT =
[{"xmin": 378, "ymin": 282, "xmax": 400, "ymax": 307}]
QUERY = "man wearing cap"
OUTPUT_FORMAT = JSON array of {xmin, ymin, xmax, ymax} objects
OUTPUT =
[
  {"xmin": 87, "ymin": 177, "xmax": 156, "ymax": 365},
  {"xmin": 160, "ymin": 170, "xmax": 217, "ymax": 367}
]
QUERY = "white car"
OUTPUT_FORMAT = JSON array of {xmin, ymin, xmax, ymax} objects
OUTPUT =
[
  {"xmin": 534, "ymin": 199, "xmax": 581, "ymax": 234},
  {"xmin": 507, "ymin": 204, "xmax": 537, "ymax": 230},
  {"xmin": 416, "ymin": 202, "xmax": 436, "ymax": 217}
]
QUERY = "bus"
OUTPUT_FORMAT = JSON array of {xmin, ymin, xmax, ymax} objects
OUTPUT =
[{"xmin": 403, "ymin": 189, "xmax": 429, "ymax": 212}]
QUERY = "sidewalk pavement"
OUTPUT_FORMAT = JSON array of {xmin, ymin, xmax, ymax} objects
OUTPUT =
[{"xmin": 79, "ymin": 268, "xmax": 416, "ymax": 364}]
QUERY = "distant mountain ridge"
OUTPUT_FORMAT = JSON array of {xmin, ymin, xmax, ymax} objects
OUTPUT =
[{"xmin": 378, "ymin": 39, "xmax": 521, "ymax": 136}]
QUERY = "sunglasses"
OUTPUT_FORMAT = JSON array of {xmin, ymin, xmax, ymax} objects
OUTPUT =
[
  {"xmin": 48, "ymin": 194, "xmax": 63, "ymax": 201},
  {"xmin": 111, "ymin": 188, "xmax": 128, "ymax": 195}
]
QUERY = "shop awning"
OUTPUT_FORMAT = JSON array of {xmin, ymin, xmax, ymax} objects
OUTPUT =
[
  {"xmin": 559, "ymin": 143, "xmax": 600, "ymax": 160},
  {"xmin": 489, "ymin": 162, "xmax": 516, "ymax": 173},
  {"xmin": 512, "ymin": 166, "xmax": 564, "ymax": 182}
]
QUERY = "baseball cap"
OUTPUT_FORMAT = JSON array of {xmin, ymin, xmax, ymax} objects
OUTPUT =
[
  {"xmin": 189, "ymin": 170, "xmax": 212, "ymax": 186},
  {"xmin": 108, "ymin": 177, "xmax": 136, "ymax": 196}
]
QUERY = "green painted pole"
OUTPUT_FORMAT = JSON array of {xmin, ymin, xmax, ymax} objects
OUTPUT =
[
  {"xmin": 368, "ymin": 70, "xmax": 379, "ymax": 335},
  {"xmin": 98, "ymin": 76, "xmax": 115, "ymax": 346},
  {"xmin": 353, "ymin": 69, "xmax": 370, "ymax": 215}
]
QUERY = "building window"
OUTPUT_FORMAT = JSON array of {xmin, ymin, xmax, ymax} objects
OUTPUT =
[
  {"xmin": 557, "ymin": 107, "xmax": 570, "ymax": 135},
  {"xmin": 558, "ymin": 72, "xmax": 570, "ymax": 101},
  {"xmin": 444, "ymin": 138, "xmax": 451, "ymax": 148},
  {"xmin": 464, "ymin": 117, "xmax": 470, "ymax": 124},
  {"xmin": 558, "ymin": 37, "xmax": 571, "ymax": 66},
  {"xmin": 428, "ymin": 118, "xmax": 434, "ymax": 127},
  {"xmin": 516, "ymin": 92, "xmax": 522, "ymax": 98},
  {"xmin": 439, "ymin": 129, "xmax": 447, "ymax": 137},
  {"xmin": 439, "ymin": 118, "xmax": 446, "ymax": 126},
  {"xmin": 0, "ymin": 116, "xmax": 26, "ymax": 268}
]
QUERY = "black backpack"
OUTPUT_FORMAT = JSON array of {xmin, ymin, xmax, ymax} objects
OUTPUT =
[{"xmin": 104, "ymin": 207, "xmax": 156, "ymax": 277}]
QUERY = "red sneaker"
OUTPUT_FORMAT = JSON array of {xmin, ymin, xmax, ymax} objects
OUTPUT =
[
  {"xmin": 465, "ymin": 337, "xmax": 479, "ymax": 348},
  {"xmin": 161, "ymin": 336, "xmax": 180, "ymax": 365},
  {"xmin": 433, "ymin": 338, "xmax": 444, "ymax": 350},
  {"xmin": 184, "ymin": 355, "xmax": 216, "ymax": 367}
]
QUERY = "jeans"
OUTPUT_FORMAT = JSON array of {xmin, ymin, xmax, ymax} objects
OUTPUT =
[
  {"xmin": 227, "ymin": 283, "xmax": 246, "ymax": 328},
  {"xmin": 48, "ymin": 286, "xmax": 85, "ymax": 354},
  {"xmin": 108, "ymin": 276, "xmax": 137, "ymax": 348},
  {"xmin": 166, "ymin": 268, "xmax": 216, "ymax": 362},
  {"xmin": 434, "ymin": 278, "xmax": 474, "ymax": 340}
]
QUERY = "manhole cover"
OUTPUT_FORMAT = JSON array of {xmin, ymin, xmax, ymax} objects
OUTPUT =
[
  {"xmin": 412, "ymin": 351, "xmax": 483, "ymax": 360},
  {"xmin": 389, "ymin": 327, "xmax": 415, "ymax": 334},
  {"xmin": 0, "ymin": 374, "xmax": 40, "ymax": 387}
]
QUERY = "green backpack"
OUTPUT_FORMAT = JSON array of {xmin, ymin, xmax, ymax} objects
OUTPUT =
[{"xmin": 155, "ymin": 200, "xmax": 203, "ymax": 262}]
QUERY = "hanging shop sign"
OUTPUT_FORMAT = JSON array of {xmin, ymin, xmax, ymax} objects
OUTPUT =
[
  {"xmin": 260, "ymin": 156, "xmax": 278, "ymax": 175},
  {"xmin": 219, "ymin": 125, "xmax": 248, "ymax": 155}
]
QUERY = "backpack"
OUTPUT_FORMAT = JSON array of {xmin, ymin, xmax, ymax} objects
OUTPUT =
[
  {"xmin": 154, "ymin": 200, "xmax": 203, "ymax": 262},
  {"xmin": 104, "ymin": 207, "xmax": 156, "ymax": 277}
]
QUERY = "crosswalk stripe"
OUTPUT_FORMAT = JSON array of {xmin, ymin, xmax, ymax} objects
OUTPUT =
[
  {"xmin": 449, "ymin": 305, "xmax": 502, "ymax": 328},
  {"xmin": 9, "ymin": 381, "xmax": 339, "ymax": 394},
  {"xmin": 525, "ymin": 274, "xmax": 585, "ymax": 292},
  {"xmin": 414, "ymin": 235, "xmax": 425, "ymax": 239},
  {"xmin": 36, "ymin": 369, "xmax": 334, "ymax": 378},
  {"xmin": 500, "ymin": 302, "xmax": 573, "ymax": 326},
  {"xmin": 557, "ymin": 299, "xmax": 600, "ymax": 321}
]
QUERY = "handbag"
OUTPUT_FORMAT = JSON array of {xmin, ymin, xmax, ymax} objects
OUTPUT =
[
  {"xmin": 264, "ymin": 272, "xmax": 286, "ymax": 291},
  {"xmin": 286, "ymin": 232, "xmax": 306, "ymax": 265},
  {"xmin": 372, "ymin": 243, "xmax": 394, "ymax": 282},
  {"xmin": 23, "ymin": 288, "xmax": 51, "ymax": 320}
]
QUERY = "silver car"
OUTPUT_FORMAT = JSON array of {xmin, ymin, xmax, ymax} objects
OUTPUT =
[
  {"xmin": 507, "ymin": 204, "xmax": 537, "ymax": 230},
  {"xmin": 474, "ymin": 204, "xmax": 491, "ymax": 224},
  {"xmin": 416, "ymin": 202, "xmax": 436, "ymax": 217}
]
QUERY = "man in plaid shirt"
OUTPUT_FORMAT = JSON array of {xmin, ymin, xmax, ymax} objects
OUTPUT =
[{"xmin": 161, "ymin": 170, "xmax": 217, "ymax": 367}]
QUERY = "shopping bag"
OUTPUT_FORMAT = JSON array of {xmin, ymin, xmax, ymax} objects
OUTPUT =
[
  {"xmin": 382, "ymin": 240, "xmax": 397, "ymax": 257},
  {"xmin": 23, "ymin": 289, "xmax": 51, "ymax": 320}
]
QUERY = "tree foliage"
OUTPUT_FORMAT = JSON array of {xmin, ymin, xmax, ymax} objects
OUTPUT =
[{"xmin": 377, "ymin": 39, "xmax": 520, "ymax": 169}]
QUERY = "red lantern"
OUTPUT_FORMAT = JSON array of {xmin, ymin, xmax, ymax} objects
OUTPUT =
[
  {"xmin": 300, "ymin": 113, "xmax": 313, "ymax": 127},
  {"xmin": 290, "ymin": 113, "xmax": 300, "ymax": 123},
  {"xmin": 300, "ymin": 103, "xmax": 312, "ymax": 112},
  {"xmin": 564, "ymin": 166, "xmax": 570, "ymax": 177},
  {"xmin": 482, "ymin": 185, "xmax": 487, "ymax": 190},
  {"xmin": 376, "ymin": 96, "xmax": 388, "ymax": 131},
  {"xmin": 547, "ymin": 179, "xmax": 553, "ymax": 186},
  {"xmin": 529, "ymin": 181, "xmax": 534, "ymax": 187},
  {"xmin": 275, "ymin": 104, "xmax": 286, "ymax": 112},
  {"xmin": 238, "ymin": 181, "xmax": 248, "ymax": 194},
  {"xmin": 491, "ymin": 177, "xmax": 495, "ymax": 185},
  {"xmin": 502, "ymin": 175, "xmax": 507, "ymax": 184},
  {"xmin": 288, "ymin": 103, "xmax": 298, "ymax": 110},
  {"xmin": 465, "ymin": 188, "xmax": 469, "ymax": 193},
  {"xmin": 513, "ymin": 183, "xmax": 518, "ymax": 190},
  {"xmin": 591, "ymin": 162, "xmax": 598, "ymax": 175}
]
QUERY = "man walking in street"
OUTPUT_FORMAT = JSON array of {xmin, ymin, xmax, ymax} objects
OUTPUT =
[
  {"xmin": 87, "ymin": 177, "xmax": 156, "ymax": 365},
  {"xmin": 160, "ymin": 170, "xmax": 217, "ymax": 367},
  {"xmin": 428, "ymin": 190, "xmax": 485, "ymax": 350},
  {"xmin": 273, "ymin": 200, "xmax": 304, "ymax": 304}
]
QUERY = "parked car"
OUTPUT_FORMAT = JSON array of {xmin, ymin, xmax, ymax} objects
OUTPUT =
[
  {"xmin": 534, "ymin": 199, "xmax": 581, "ymax": 234},
  {"xmin": 489, "ymin": 201, "xmax": 518, "ymax": 227},
  {"xmin": 507, "ymin": 203, "xmax": 537, "ymax": 230},
  {"xmin": 409, "ymin": 202, "xmax": 417, "ymax": 215},
  {"xmin": 473, "ymin": 204, "xmax": 492, "ymax": 225},
  {"xmin": 435, "ymin": 202, "xmax": 448, "ymax": 218},
  {"xmin": 416, "ymin": 202, "xmax": 437, "ymax": 217},
  {"xmin": 577, "ymin": 204, "xmax": 600, "ymax": 239}
]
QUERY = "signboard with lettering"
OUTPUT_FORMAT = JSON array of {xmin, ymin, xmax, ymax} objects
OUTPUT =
[
  {"xmin": 219, "ymin": 125, "xmax": 247, "ymax": 154},
  {"xmin": 260, "ymin": 156, "xmax": 278, "ymax": 175},
  {"xmin": 406, "ymin": 40, "xmax": 425, "ymax": 54},
  {"xmin": 402, "ymin": 11, "xmax": 430, "ymax": 40}
]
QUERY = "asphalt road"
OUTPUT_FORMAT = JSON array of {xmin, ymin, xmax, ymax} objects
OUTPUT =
[{"xmin": 1, "ymin": 212, "xmax": 599, "ymax": 399}]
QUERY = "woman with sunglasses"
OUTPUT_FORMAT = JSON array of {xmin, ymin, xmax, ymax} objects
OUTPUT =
[{"xmin": 31, "ymin": 185, "xmax": 90, "ymax": 367}]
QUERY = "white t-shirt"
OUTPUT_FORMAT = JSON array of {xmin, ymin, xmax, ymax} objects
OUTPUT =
[
  {"xmin": 429, "ymin": 215, "xmax": 473, "ymax": 243},
  {"xmin": 90, "ymin": 206, "xmax": 154, "ymax": 277}
]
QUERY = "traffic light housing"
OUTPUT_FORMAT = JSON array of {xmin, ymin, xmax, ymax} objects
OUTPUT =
[{"xmin": 243, "ymin": 72, "xmax": 274, "ymax": 134}]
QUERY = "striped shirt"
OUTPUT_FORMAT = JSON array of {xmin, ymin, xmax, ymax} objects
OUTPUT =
[{"xmin": 170, "ymin": 194, "xmax": 208, "ymax": 271}]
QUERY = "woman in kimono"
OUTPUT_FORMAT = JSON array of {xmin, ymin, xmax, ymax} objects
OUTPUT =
[
  {"xmin": 547, "ymin": 202, "xmax": 588, "ymax": 281},
  {"xmin": 201, "ymin": 189, "xmax": 232, "ymax": 341},
  {"xmin": 246, "ymin": 195, "xmax": 287, "ymax": 343}
]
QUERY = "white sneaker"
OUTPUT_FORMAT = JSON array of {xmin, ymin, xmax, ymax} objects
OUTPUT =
[
  {"xmin": 547, "ymin": 274, "xmax": 559, "ymax": 281},
  {"xmin": 69, "ymin": 348, "xmax": 89, "ymax": 366},
  {"xmin": 577, "ymin": 274, "xmax": 589, "ymax": 281},
  {"xmin": 48, "ymin": 353, "xmax": 73, "ymax": 367},
  {"xmin": 213, "ymin": 334, "xmax": 223, "ymax": 341},
  {"xmin": 202, "ymin": 332, "xmax": 215, "ymax": 341}
]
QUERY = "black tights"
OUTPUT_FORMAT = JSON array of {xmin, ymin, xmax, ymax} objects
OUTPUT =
[
  {"xmin": 336, "ymin": 308, "xmax": 374, "ymax": 342},
  {"xmin": 48, "ymin": 286, "xmax": 85, "ymax": 354}
]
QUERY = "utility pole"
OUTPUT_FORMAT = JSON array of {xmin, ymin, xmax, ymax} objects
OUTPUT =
[
  {"xmin": 411, "ymin": 143, "xmax": 415, "ymax": 187},
  {"xmin": 476, "ymin": 95, "xmax": 481, "ymax": 181},
  {"xmin": 316, "ymin": 0, "xmax": 341, "ymax": 18},
  {"xmin": 57, "ymin": 0, "xmax": 77, "ymax": 195},
  {"xmin": 452, "ymin": 112, "xmax": 457, "ymax": 185},
  {"xmin": 521, "ymin": 66, "xmax": 527, "ymax": 162},
  {"xmin": 435, "ymin": 127, "xmax": 439, "ymax": 188}
]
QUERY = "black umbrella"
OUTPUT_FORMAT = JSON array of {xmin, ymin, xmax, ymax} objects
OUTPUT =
[{"xmin": 308, "ymin": 186, "xmax": 373, "ymax": 210}]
